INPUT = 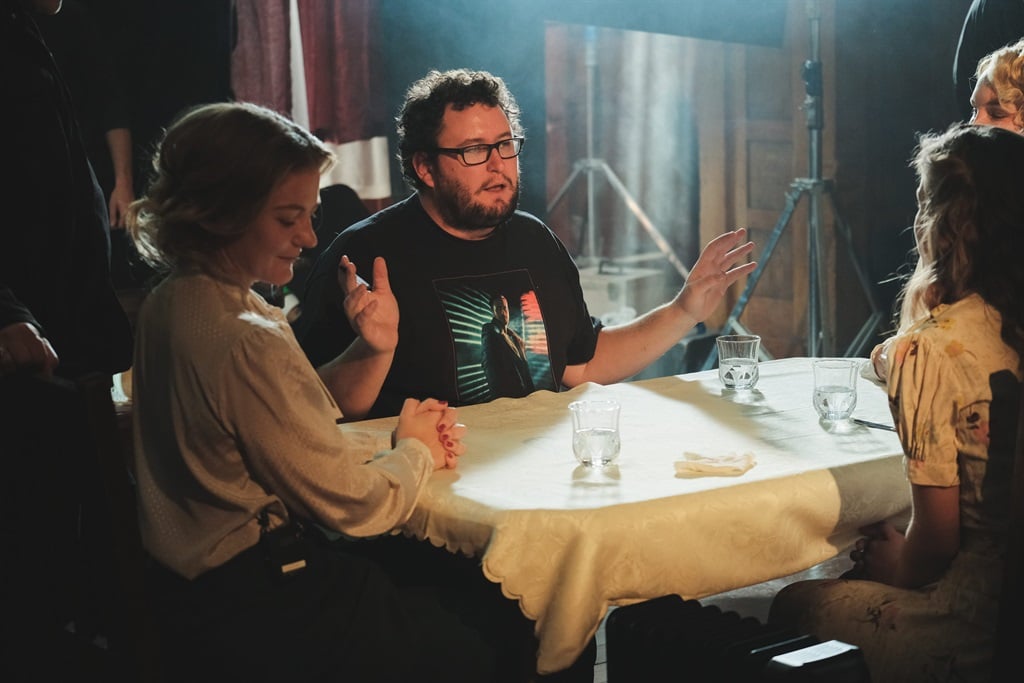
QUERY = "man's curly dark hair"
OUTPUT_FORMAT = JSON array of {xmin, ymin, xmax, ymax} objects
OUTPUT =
[{"xmin": 396, "ymin": 69, "xmax": 524, "ymax": 190}]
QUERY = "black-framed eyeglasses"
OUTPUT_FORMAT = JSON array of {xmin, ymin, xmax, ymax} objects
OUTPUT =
[{"xmin": 433, "ymin": 137, "xmax": 524, "ymax": 166}]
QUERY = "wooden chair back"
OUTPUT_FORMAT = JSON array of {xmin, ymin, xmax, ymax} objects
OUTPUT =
[{"xmin": 992, "ymin": 377, "xmax": 1024, "ymax": 679}]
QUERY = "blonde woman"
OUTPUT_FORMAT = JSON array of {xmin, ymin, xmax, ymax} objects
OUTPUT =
[
  {"xmin": 770, "ymin": 123, "xmax": 1024, "ymax": 682},
  {"xmin": 872, "ymin": 38, "xmax": 1024, "ymax": 381},
  {"xmin": 969, "ymin": 37, "xmax": 1024, "ymax": 131}
]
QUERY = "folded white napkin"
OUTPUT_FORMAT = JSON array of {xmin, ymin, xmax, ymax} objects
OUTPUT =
[{"xmin": 674, "ymin": 451, "xmax": 756, "ymax": 477}]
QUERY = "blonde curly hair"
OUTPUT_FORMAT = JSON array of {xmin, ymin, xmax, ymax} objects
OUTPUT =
[{"xmin": 975, "ymin": 38, "xmax": 1024, "ymax": 130}]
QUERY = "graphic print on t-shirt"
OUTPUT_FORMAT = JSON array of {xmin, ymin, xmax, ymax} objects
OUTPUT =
[{"xmin": 434, "ymin": 270, "xmax": 555, "ymax": 404}]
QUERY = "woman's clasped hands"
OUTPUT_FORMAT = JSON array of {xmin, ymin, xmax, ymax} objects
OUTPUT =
[
  {"xmin": 395, "ymin": 398, "xmax": 466, "ymax": 471},
  {"xmin": 843, "ymin": 520, "xmax": 905, "ymax": 582}
]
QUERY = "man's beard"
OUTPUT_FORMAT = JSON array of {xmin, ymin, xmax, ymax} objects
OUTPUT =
[{"xmin": 432, "ymin": 168, "xmax": 520, "ymax": 232}]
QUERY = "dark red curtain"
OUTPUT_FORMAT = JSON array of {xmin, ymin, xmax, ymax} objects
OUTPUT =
[
  {"xmin": 297, "ymin": 0, "xmax": 386, "ymax": 144},
  {"xmin": 230, "ymin": 0, "xmax": 291, "ymax": 115},
  {"xmin": 231, "ymin": 0, "xmax": 385, "ymax": 145}
]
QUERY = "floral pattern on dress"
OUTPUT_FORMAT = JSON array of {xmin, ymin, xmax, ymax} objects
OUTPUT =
[{"xmin": 768, "ymin": 294, "xmax": 1020, "ymax": 683}]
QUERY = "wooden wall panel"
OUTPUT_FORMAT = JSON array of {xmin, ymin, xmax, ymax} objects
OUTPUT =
[
  {"xmin": 545, "ymin": 0, "xmax": 843, "ymax": 358},
  {"xmin": 733, "ymin": 0, "xmax": 839, "ymax": 357}
]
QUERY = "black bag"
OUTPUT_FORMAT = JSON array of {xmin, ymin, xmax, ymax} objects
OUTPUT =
[{"xmin": 605, "ymin": 594, "xmax": 870, "ymax": 682}]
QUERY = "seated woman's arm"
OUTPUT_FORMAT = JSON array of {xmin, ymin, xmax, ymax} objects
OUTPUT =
[
  {"xmin": 231, "ymin": 326, "xmax": 431, "ymax": 537},
  {"xmin": 865, "ymin": 332, "xmax": 962, "ymax": 587},
  {"xmin": 870, "ymin": 337, "xmax": 892, "ymax": 382},
  {"xmin": 896, "ymin": 483, "xmax": 960, "ymax": 587}
]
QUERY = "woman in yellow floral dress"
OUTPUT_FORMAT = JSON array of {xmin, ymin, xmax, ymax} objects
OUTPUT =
[{"xmin": 769, "ymin": 123, "xmax": 1024, "ymax": 682}]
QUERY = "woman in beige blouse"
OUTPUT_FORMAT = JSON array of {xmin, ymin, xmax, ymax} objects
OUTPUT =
[{"xmin": 126, "ymin": 101, "xmax": 517, "ymax": 682}]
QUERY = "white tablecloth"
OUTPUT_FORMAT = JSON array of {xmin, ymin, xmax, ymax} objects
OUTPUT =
[{"xmin": 346, "ymin": 357, "xmax": 911, "ymax": 673}]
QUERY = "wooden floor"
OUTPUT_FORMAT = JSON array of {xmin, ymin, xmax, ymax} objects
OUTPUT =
[{"xmin": 590, "ymin": 553, "xmax": 850, "ymax": 682}]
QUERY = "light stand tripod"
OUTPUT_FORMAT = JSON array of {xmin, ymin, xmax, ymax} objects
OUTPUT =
[
  {"xmin": 702, "ymin": 1, "xmax": 884, "ymax": 370},
  {"xmin": 546, "ymin": 26, "xmax": 691, "ymax": 281}
]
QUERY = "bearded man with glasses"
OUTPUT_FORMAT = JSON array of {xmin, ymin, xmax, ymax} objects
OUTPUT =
[{"xmin": 295, "ymin": 68, "xmax": 755, "ymax": 422}]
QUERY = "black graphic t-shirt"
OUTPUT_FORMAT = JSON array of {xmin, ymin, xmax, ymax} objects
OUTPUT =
[{"xmin": 295, "ymin": 195, "xmax": 601, "ymax": 417}]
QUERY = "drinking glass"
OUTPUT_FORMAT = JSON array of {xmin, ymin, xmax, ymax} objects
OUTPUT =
[
  {"xmin": 812, "ymin": 358, "xmax": 859, "ymax": 421},
  {"xmin": 568, "ymin": 399, "xmax": 621, "ymax": 468},
  {"xmin": 716, "ymin": 335, "xmax": 761, "ymax": 390}
]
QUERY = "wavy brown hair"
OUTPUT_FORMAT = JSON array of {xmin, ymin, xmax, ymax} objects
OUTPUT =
[
  {"xmin": 898, "ymin": 123, "xmax": 1024, "ymax": 363},
  {"xmin": 127, "ymin": 102, "xmax": 334, "ymax": 275}
]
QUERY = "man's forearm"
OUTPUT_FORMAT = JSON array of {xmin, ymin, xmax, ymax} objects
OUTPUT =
[
  {"xmin": 316, "ymin": 338, "xmax": 394, "ymax": 420},
  {"xmin": 569, "ymin": 298, "xmax": 697, "ymax": 386}
]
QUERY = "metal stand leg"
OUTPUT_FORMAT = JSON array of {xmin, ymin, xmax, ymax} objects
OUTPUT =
[
  {"xmin": 825, "ymin": 184, "xmax": 887, "ymax": 356},
  {"xmin": 701, "ymin": 0, "xmax": 884, "ymax": 369},
  {"xmin": 547, "ymin": 25, "xmax": 701, "ymax": 284},
  {"xmin": 701, "ymin": 177, "xmax": 885, "ymax": 370},
  {"xmin": 550, "ymin": 159, "xmax": 692, "ymax": 281}
]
